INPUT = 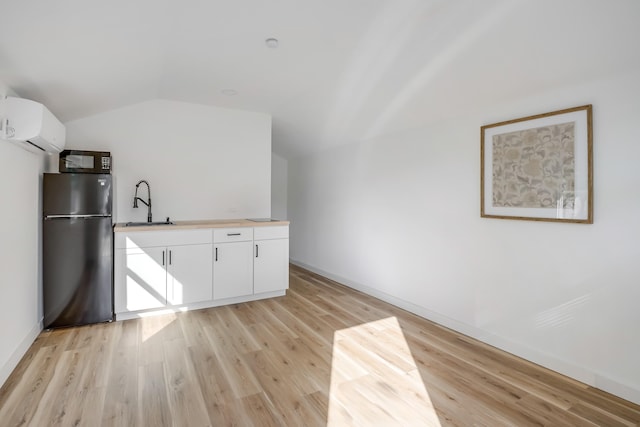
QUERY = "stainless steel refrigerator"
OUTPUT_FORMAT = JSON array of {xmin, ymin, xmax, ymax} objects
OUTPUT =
[{"xmin": 43, "ymin": 173, "xmax": 114, "ymax": 328}]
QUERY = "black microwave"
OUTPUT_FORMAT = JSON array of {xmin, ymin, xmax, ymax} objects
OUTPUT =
[{"xmin": 59, "ymin": 150, "xmax": 112, "ymax": 174}]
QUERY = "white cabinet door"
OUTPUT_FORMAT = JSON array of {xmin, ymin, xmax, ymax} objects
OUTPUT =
[
  {"xmin": 254, "ymin": 239, "xmax": 289, "ymax": 294},
  {"xmin": 213, "ymin": 241, "xmax": 254, "ymax": 300},
  {"xmin": 167, "ymin": 244, "xmax": 213, "ymax": 305},
  {"xmin": 115, "ymin": 246, "xmax": 167, "ymax": 313}
]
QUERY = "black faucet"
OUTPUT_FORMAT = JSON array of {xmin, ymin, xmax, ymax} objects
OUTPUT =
[{"xmin": 133, "ymin": 180, "xmax": 152, "ymax": 223}]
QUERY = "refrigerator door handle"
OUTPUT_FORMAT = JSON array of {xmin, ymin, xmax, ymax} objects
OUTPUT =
[{"xmin": 45, "ymin": 214, "xmax": 112, "ymax": 219}]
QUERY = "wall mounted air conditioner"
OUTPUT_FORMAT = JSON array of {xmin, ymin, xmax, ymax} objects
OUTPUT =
[{"xmin": 0, "ymin": 96, "xmax": 66, "ymax": 153}]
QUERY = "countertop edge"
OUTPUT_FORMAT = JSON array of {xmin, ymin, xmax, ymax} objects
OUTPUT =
[{"xmin": 114, "ymin": 219, "xmax": 289, "ymax": 232}]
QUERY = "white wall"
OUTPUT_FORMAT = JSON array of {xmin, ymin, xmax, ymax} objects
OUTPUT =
[
  {"xmin": 271, "ymin": 153, "xmax": 288, "ymax": 220},
  {"xmin": 0, "ymin": 83, "xmax": 46, "ymax": 387},
  {"xmin": 288, "ymin": 67, "xmax": 640, "ymax": 404},
  {"xmin": 65, "ymin": 99, "xmax": 272, "ymax": 223}
]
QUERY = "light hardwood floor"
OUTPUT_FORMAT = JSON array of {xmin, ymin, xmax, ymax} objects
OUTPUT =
[{"xmin": 1, "ymin": 264, "xmax": 639, "ymax": 426}]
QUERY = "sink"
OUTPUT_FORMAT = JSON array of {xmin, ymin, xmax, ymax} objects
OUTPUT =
[{"xmin": 125, "ymin": 221, "xmax": 175, "ymax": 227}]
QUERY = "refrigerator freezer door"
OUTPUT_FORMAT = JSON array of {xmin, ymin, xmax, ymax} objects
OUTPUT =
[
  {"xmin": 43, "ymin": 216, "xmax": 114, "ymax": 328},
  {"xmin": 43, "ymin": 173, "xmax": 112, "ymax": 216}
]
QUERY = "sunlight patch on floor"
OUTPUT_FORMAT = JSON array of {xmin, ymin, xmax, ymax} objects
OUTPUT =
[
  {"xmin": 140, "ymin": 312, "xmax": 177, "ymax": 342},
  {"xmin": 328, "ymin": 316, "xmax": 442, "ymax": 426}
]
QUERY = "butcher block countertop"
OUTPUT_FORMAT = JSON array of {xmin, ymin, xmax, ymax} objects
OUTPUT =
[{"xmin": 114, "ymin": 219, "xmax": 289, "ymax": 232}]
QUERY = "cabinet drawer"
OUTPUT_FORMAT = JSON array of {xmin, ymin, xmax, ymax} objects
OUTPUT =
[
  {"xmin": 115, "ymin": 229, "xmax": 212, "ymax": 249},
  {"xmin": 254, "ymin": 225, "xmax": 289, "ymax": 240},
  {"xmin": 213, "ymin": 227, "xmax": 253, "ymax": 243}
]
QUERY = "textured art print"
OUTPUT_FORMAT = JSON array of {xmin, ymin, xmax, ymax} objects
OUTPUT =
[
  {"xmin": 481, "ymin": 104, "xmax": 592, "ymax": 223},
  {"xmin": 492, "ymin": 122, "xmax": 575, "ymax": 209}
]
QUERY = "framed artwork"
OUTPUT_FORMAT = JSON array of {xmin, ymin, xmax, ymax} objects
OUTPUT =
[{"xmin": 481, "ymin": 105, "xmax": 593, "ymax": 223}]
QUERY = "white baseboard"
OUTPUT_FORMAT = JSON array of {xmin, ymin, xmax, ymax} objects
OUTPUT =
[
  {"xmin": 0, "ymin": 320, "xmax": 42, "ymax": 389},
  {"xmin": 116, "ymin": 290, "xmax": 287, "ymax": 321},
  {"xmin": 290, "ymin": 259, "xmax": 640, "ymax": 405}
]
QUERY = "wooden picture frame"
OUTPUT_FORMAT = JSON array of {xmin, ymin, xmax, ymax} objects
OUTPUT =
[{"xmin": 481, "ymin": 105, "xmax": 593, "ymax": 223}]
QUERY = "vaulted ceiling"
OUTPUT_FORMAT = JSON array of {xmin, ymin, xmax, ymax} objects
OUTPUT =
[{"xmin": 1, "ymin": 0, "xmax": 639, "ymax": 158}]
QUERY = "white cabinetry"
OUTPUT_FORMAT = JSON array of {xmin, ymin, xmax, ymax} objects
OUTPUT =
[
  {"xmin": 166, "ymin": 244, "xmax": 213, "ymax": 305},
  {"xmin": 114, "ymin": 230, "xmax": 212, "ymax": 314},
  {"xmin": 115, "ymin": 246, "xmax": 166, "ymax": 312},
  {"xmin": 254, "ymin": 226, "xmax": 289, "ymax": 294},
  {"xmin": 213, "ymin": 228, "xmax": 254, "ymax": 300},
  {"xmin": 114, "ymin": 223, "xmax": 289, "ymax": 320}
]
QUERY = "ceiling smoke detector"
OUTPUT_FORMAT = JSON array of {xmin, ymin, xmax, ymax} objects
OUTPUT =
[{"xmin": 265, "ymin": 38, "xmax": 279, "ymax": 49}]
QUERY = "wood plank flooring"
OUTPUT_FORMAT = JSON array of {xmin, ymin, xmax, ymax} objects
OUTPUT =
[{"xmin": 1, "ymin": 264, "xmax": 639, "ymax": 426}]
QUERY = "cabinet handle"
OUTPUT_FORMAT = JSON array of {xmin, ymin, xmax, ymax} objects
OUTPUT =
[
  {"xmin": 162, "ymin": 250, "xmax": 165, "ymax": 266},
  {"xmin": 227, "ymin": 233, "xmax": 241, "ymax": 236},
  {"xmin": 215, "ymin": 247, "xmax": 218, "ymax": 262},
  {"xmin": 256, "ymin": 244, "xmax": 259, "ymax": 258},
  {"xmin": 169, "ymin": 250, "xmax": 172, "ymax": 265}
]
